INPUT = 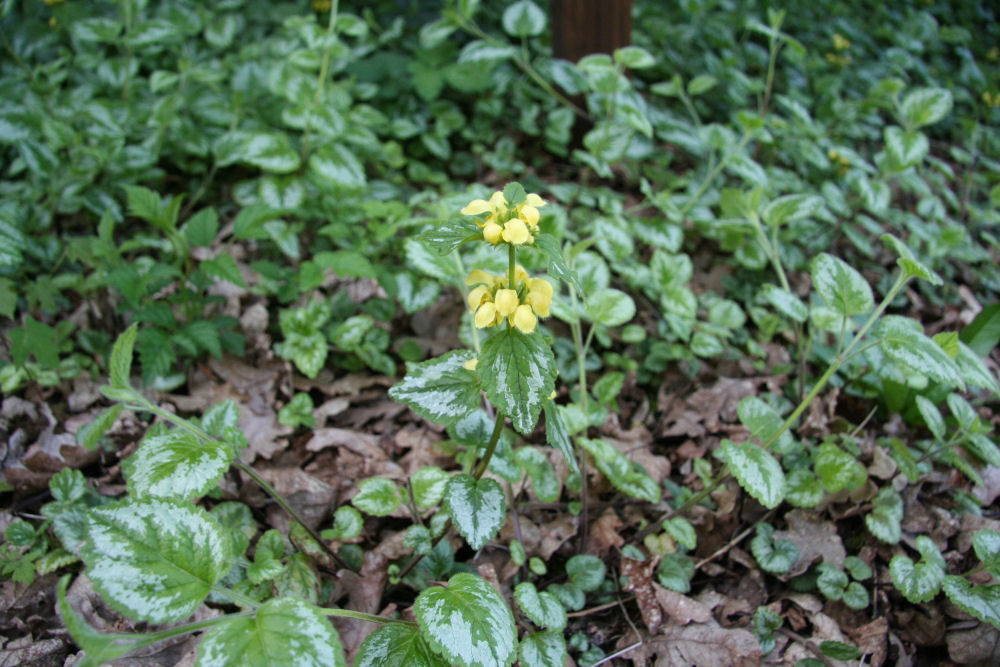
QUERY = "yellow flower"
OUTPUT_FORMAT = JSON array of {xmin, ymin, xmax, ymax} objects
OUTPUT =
[
  {"xmin": 475, "ymin": 302, "xmax": 497, "ymax": 328},
  {"xmin": 465, "ymin": 270, "xmax": 493, "ymax": 287},
  {"xmin": 463, "ymin": 358, "xmax": 478, "ymax": 371},
  {"xmin": 512, "ymin": 304, "xmax": 537, "ymax": 334},
  {"xmin": 467, "ymin": 285, "xmax": 490, "ymax": 311},
  {"xmin": 502, "ymin": 218, "xmax": 531, "ymax": 245},
  {"xmin": 494, "ymin": 289, "xmax": 519, "ymax": 317},
  {"xmin": 832, "ymin": 33, "xmax": 850, "ymax": 51},
  {"xmin": 483, "ymin": 221, "xmax": 503, "ymax": 244},
  {"xmin": 526, "ymin": 278, "xmax": 553, "ymax": 317}
]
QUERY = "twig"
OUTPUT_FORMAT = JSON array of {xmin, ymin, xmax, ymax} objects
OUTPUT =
[
  {"xmin": 590, "ymin": 641, "xmax": 642, "ymax": 666},
  {"xmin": 566, "ymin": 595, "xmax": 636, "ymax": 618},
  {"xmin": 775, "ymin": 627, "xmax": 837, "ymax": 667}
]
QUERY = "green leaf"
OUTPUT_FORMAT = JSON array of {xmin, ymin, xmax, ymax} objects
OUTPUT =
[
  {"xmin": 515, "ymin": 582, "xmax": 567, "ymax": 630},
  {"xmin": 309, "ymin": 143, "xmax": 366, "ymax": 191},
  {"xmin": 543, "ymin": 400, "xmax": 579, "ymax": 475},
  {"xmin": 720, "ymin": 440, "xmax": 785, "ymax": 509},
  {"xmin": 533, "ymin": 234, "xmax": 579, "ymax": 291},
  {"xmin": 411, "ymin": 467, "xmax": 450, "ymax": 510},
  {"xmin": 479, "ymin": 328, "xmax": 557, "ymax": 435},
  {"xmin": 546, "ymin": 583, "xmax": 584, "ymax": 611},
  {"xmin": 874, "ymin": 315, "xmax": 964, "ymax": 390},
  {"xmin": 973, "ymin": 530, "xmax": 1000, "ymax": 576},
  {"xmin": 960, "ymin": 303, "xmax": 1000, "ymax": 358},
  {"xmin": 57, "ymin": 575, "xmax": 153, "ymax": 667},
  {"xmin": 578, "ymin": 438, "xmax": 660, "ymax": 503},
  {"xmin": 900, "ymin": 87, "xmax": 953, "ymax": 129},
  {"xmin": 81, "ymin": 499, "xmax": 230, "ymax": 623},
  {"xmin": 566, "ymin": 554, "xmax": 606, "ymax": 592},
  {"xmin": 420, "ymin": 218, "xmax": 481, "ymax": 255},
  {"xmin": 750, "ymin": 523, "xmax": 799, "ymax": 573},
  {"xmin": 77, "ymin": 404, "xmax": 124, "ymax": 450},
  {"xmin": 663, "ymin": 517, "xmax": 698, "ymax": 551},
  {"xmin": 123, "ymin": 185, "xmax": 164, "ymax": 225},
  {"xmin": 815, "ymin": 443, "xmax": 867, "ymax": 493},
  {"xmin": 502, "ymin": 0, "xmax": 546, "ymax": 37},
  {"xmin": 513, "ymin": 447, "xmax": 560, "ymax": 502},
  {"xmin": 182, "ymin": 208, "xmax": 219, "ymax": 247},
  {"xmin": 955, "ymin": 342, "xmax": 1000, "ymax": 394},
  {"xmin": 614, "ymin": 46, "xmax": 656, "ymax": 69},
  {"xmin": 820, "ymin": 640, "xmax": 862, "ymax": 660},
  {"xmin": 761, "ymin": 194, "xmax": 824, "ymax": 227},
  {"xmin": 202, "ymin": 254, "xmax": 247, "ymax": 288},
  {"xmin": 843, "ymin": 582, "xmax": 870, "ymax": 610},
  {"xmin": 810, "ymin": 253, "xmax": 874, "ymax": 317},
  {"xmin": 657, "ymin": 553, "xmax": 695, "ymax": 593},
  {"xmin": 519, "ymin": 630, "xmax": 567, "ymax": 667},
  {"xmin": 277, "ymin": 332, "xmax": 327, "ymax": 379},
  {"xmin": 109, "ymin": 324, "xmax": 138, "ymax": 389},
  {"xmin": 884, "ymin": 126, "xmax": 928, "ymax": 170},
  {"xmin": 444, "ymin": 474, "xmax": 505, "ymax": 550},
  {"xmin": 817, "ymin": 563, "xmax": 849, "ymax": 600},
  {"xmin": 761, "ymin": 284, "xmax": 808, "ymax": 323},
  {"xmin": 866, "ymin": 487, "xmax": 903, "ymax": 544},
  {"xmin": 198, "ymin": 597, "xmax": 344, "ymax": 667},
  {"xmin": 389, "ymin": 350, "xmax": 481, "ymax": 429},
  {"xmin": 942, "ymin": 577, "xmax": 1000, "ymax": 629},
  {"xmin": 585, "ymin": 288, "xmax": 636, "ymax": 327},
  {"xmin": 356, "ymin": 623, "xmax": 449, "ymax": 667},
  {"xmin": 414, "ymin": 573, "xmax": 517, "ymax": 667},
  {"xmin": 890, "ymin": 536, "xmax": 945, "ymax": 603},
  {"xmin": 215, "ymin": 131, "xmax": 300, "ymax": 173},
  {"xmin": 324, "ymin": 506, "xmax": 363, "ymax": 541},
  {"xmin": 915, "ymin": 395, "xmax": 945, "ymax": 440},
  {"xmin": 686, "ymin": 74, "xmax": 717, "ymax": 96},
  {"xmin": 785, "ymin": 469, "xmax": 824, "ymax": 507},
  {"xmin": 738, "ymin": 396, "xmax": 792, "ymax": 452},
  {"xmin": 123, "ymin": 429, "xmax": 233, "ymax": 501},
  {"xmin": 880, "ymin": 233, "xmax": 942, "ymax": 285},
  {"xmin": 352, "ymin": 478, "xmax": 401, "ymax": 516}
]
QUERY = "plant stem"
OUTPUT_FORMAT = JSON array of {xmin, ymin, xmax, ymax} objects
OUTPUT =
[
  {"xmin": 318, "ymin": 608, "xmax": 417, "ymax": 627},
  {"xmin": 680, "ymin": 132, "xmax": 752, "ymax": 219},
  {"xmin": 300, "ymin": 0, "xmax": 340, "ymax": 164},
  {"xmin": 473, "ymin": 411, "xmax": 505, "ymax": 480},
  {"xmin": 211, "ymin": 583, "xmax": 261, "ymax": 609}
]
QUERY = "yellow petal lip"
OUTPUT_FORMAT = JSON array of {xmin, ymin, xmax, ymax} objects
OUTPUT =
[
  {"xmin": 494, "ymin": 289, "xmax": 519, "ymax": 317},
  {"xmin": 512, "ymin": 304, "xmax": 538, "ymax": 333},
  {"xmin": 488, "ymin": 191, "xmax": 507, "ymax": 210},
  {"xmin": 502, "ymin": 218, "xmax": 530, "ymax": 245},
  {"xmin": 463, "ymin": 358, "xmax": 478, "ymax": 371},
  {"xmin": 465, "ymin": 270, "xmax": 493, "ymax": 287},
  {"xmin": 483, "ymin": 221, "xmax": 503, "ymax": 244},
  {"xmin": 461, "ymin": 199, "xmax": 492, "ymax": 215},
  {"xmin": 520, "ymin": 205, "xmax": 540, "ymax": 228},
  {"xmin": 529, "ymin": 277, "xmax": 553, "ymax": 298},
  {"xmin": 467, "ymin": 285, "xmax": 489, "ymax": 311},
  {"xmin": 525, "ymin": 193, "xmax": 545, "ymax": 207},
  {"xmin": 475, "ymin": 302, "xmax": 497, "ymax": 328}
]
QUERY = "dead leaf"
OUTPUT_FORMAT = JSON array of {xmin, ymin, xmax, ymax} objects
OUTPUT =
[
  {"xmin": 623, "ymin": 556, "xmax": 663, "ymax": 633},
  {"xmin": 333, "ymin": 551, "xmax": 388, "ymax": 661},
  {"xmin": 947, "ymin": 622, "xmax": 1000, "ymax": 664},
  {"xmin": 772, "ymin": 509, "xmax": 846, "ymax": 577},
  {"xmin": 588, "ymin": 508, "xmax": 624, "ymax": 554},
  {"xmin": 654, "ymin": 584, "xmax": 711, "ymax": 625},
  {"xmin": 245, "ymin": 466, "xmax": 337, "ymax": 530},
  {"xmin": 0, "ymin": 636, "xmax": 69, "ymax": 666},
  {"xmin": 846, "ymin": 616, "xmax": 888, "ymax": 667},
  {"xmin": 644, "ymin": 621, "xmax": 762, "ymax": 667}
]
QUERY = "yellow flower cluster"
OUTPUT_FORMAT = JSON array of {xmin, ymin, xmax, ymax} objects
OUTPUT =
[
  {"xmin": 466, "ymin": 267, "xmax": 553, "ymax": 335},
  {"xmin": 828, "ymin": 149, "xmax": 850, "ymax": 176},
  {"xmin": 461, "ymin": 191, "xmax": 546, "ymax": 246},
  {"xmin": 825, "ymin": 33, "xmax": 852, "ymax": 66},
  {"xmin": 982, "ymin": 92, "xmax": 1000, "ymax": 108},
  {"xmin": 832, "ymin": 33, "xmax": 851, "ymax": 51}
]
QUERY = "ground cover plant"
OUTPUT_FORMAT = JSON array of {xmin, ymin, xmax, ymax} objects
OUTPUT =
[{"xmin": 1, "ymin": 0, "xmax": 1000, "ymax": 665}]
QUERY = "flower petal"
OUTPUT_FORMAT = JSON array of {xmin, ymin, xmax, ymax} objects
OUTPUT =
[
  {"xmin": 502, "ymin": 218, "xmax": 530, "ymax": 245},
  {"xmin": 494, "ymin": 289, "xmax": 519, "ymax": 317},
  {"xmin": 461, "ymin": 199, "xmax": 492, "ymax": 215},
  {"xmin": 512, "ymin": 305, "xmax": 537, "ymax": 334}
]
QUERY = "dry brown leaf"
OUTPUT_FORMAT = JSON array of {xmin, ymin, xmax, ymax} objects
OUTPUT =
[
  {"xmin": 588, "ymin": 508, "xmax": 625, "ymax": 554},
  {"xmin": 846, "ymin": 616, "xmax": 888, "ymax": 667},
  {"xmin": 772, "ymin": 509, "xmax": 846, "ymax": 577},
  {"xmin": 654, "ymin": 584, "xmax": 711, "ymax": 625},
  {"xmin": 947, "ymin": 622, "xmax": 1000, "ymax": 664},
  {"xmin": 333, "ymin": 550, "xmax": 388, "ymax": 661},
  {"xmin": 645, "ymin": 621, "xmax": 762, "ymax": 667},
  {"xmin": 0, "ymin": 636, "xmax": 69, "ymax": 666},
  {"xmin": 246, "ymin": 465, "xmax": 338, "ymax": 530},
  {"xmin": 973, "ymin": 465, "xmax": 1000, "ymax": 506},
  {"xmin": 623, "ymin": 556, "xmax": 663, "ymax": 633}
]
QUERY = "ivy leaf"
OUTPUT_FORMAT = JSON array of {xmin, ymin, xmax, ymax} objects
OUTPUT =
[
  {"xmin": 737, "ymin": 396, "xmax": 792, "ymax": 451},
  {"xmin": 323, "ymin": 506, "xmax": 363, "ymax": 541},
  {"xmin": 81, "ymin": 499, "xmax": 230, "ymax": 623},
  {"xmin": 785, "ymin": 469, "xmax": 824, "ymax": 508},
  {"xmin": 890, "ymin": 536, "xmax": 945, "ymax": 603},
  {"xmin": 816, "ymin": 563, "xmax": 849, "ymax": 600},
  {"xmin": 411, "ymin": 467, "xmax": 450, "ymax": 510},
  {"xmin": 810, "ymin": 253, "xmax": 873, "ymax": 317},
  {"xmin": 663, "ymin": 517, "xmax": 697, "ymax": 551},
  {"xmin": 519, "ymin": 630, "xmax": 567, "ymax": 667},
  {"xmin": 444, "ymin": 474, "xmax": 505, "ymax": 550},
  {"xmin": 352, "ymin": 478, "xmax": 401, "ymax": 516},
  {"xmin": 566, "ymin": 554, "xmax": 606, "ymax": 592},
  {"xmin": 866, "ymin": 487, "xmax": 903, "ymax": 544},
  {"xmin": 843, "ymin": 582, "xmax": 870, "ymax": 610},
  {"xmin": 479, "ymin": 328, "xmax": 557, "ymax": 435},
  {"xmin": 657, "ymin": 553, "xmax": 695, "ymax": 593},
  {"xmin": 515, "ymin": 582, "xmax": 567, "ymax": 630},
  {"xmin": 356, "ymin": 623, "xmax": 449, "ymax": 667},
  {"xmin": 414, "ymin": 573, "xmax": 517, "ymax": 667},
  {"xmin": 750, "ymin": 523, "xmax": 799, "ymax": 574},
  {"xmin": 942, "ymin": 577, "xmax": 1000, "ymax": 629},
  {"xmin": 874, "ymin": 315, "xmax": 963, "ymax": 390},
  {"xmin": 814, "ymin": 442, "xmax": 867, "ymax": 493},
  {"xmin": 197, "ymin": 597, "xmax": 344, "ymax": 667},
  {"xmin": 389, "ymin": 350, "xmax": 481, "ymax": 429},
  {"xmin": 542, "ymin": 400, "xmax": 579, "ymax": 475},
  {"xmin": 123, "ymin": 429, "xmax": 233, "ymax": 501},
  {"xmin": 973, "ymin": 530, "xmax": 1000, "ymax": 577},
  {"xmin": 720, "ymin": 440, "xmax": 785, "ymax": 509}
]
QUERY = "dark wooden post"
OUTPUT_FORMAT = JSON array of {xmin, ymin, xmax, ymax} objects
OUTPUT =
[{"xmin": 549, "ymin": 0, "xmax": 634, "ymax": 62}]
